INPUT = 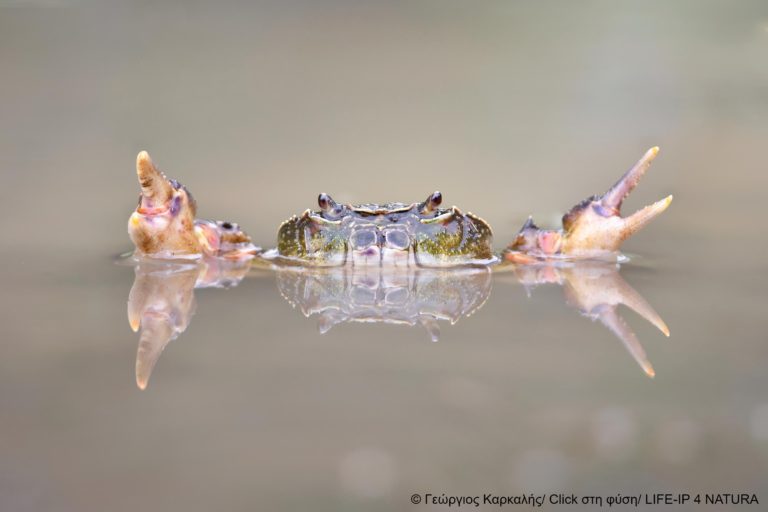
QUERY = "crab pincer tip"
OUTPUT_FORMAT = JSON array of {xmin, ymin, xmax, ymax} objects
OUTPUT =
[{"xmin": 136, "ymin": 150, "xmax": 153, "ymax": 172}]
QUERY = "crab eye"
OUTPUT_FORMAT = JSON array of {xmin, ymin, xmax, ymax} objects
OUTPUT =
[
  {"xmin": 421, "ymin": 191, "xmax": 443, "ymax": 214},
  {"xmin": 318, "ymin": 192, "xmax": 345, "ymax": 219},
  {"xmin": 318, "ymin": 193, "xmax": 331, "ymax": 210}
]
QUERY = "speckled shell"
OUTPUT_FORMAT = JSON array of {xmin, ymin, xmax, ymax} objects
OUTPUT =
[{"xmin": 276, "ymin": 198, "xmax": 495, "ymax": 268}]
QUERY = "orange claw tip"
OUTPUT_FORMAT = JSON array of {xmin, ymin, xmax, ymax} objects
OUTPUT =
[
  {"xmin": 136, "ymin": 150, "xmax": 153, "ymax": 171},
  {"xmin": 129, "ymin": 317, "xmax": 140, "ymax": 332}
]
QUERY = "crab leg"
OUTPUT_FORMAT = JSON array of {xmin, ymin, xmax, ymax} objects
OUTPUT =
[{"xmin": 506, "ymin": 147, "xmax": 673, "ymax": 260}]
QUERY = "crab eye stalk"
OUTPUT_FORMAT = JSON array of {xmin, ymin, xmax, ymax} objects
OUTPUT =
[
  {"xmin": 421, "ymin": 191, "xmax": 442, "ymax": 214},
  {"xmin": 318, "ymin": 193, "xmax": 337, "ymax": 211},
  {"xmin": 318, "ymin": 192, "xmax": 346, "ymax": 220},
  {"xmin": 317, "ymin": 192, "xmax": 341, "ymax": 213}
]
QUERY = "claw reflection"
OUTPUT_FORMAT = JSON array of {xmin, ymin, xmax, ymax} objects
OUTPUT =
[
  {"xmin": 126, "ymin": 257, "xmax": 252, "ymax": 389},
  {"xmin": 508, "ymin": 262, "xmax": 669, "ymax": 377},
  {"xmin": 125, "ymin": 258, "xmax": 668, "ymax": 388}
]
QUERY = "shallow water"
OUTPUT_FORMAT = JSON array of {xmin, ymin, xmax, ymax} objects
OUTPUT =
[{"xmin": 2, "ymin": 2, "xmax": 768, "ymax": 511}]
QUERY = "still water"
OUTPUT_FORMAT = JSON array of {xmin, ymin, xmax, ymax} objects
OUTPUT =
[{"xmin": 1, "ymin": 1, "xmax": 767, "ymax": 511}]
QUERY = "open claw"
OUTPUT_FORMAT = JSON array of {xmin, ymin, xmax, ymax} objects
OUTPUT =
[
  {"xmin": 561, "ymin": 147, "xmax": 672, "ymax": 256},
  {"xmin": 506, "ymin": 147, "xmax": 672, "ymax": 259}
]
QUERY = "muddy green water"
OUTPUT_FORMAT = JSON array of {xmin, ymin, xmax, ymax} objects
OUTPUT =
[{"xmin": 1, "ymin": 2, "xmax": 767, "ymax": 511}]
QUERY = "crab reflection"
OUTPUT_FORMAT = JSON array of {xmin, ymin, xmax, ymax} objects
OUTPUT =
[
  {"xmin": 276, "ymin": 267, "xmax": 492, "ymax": 342},
  {"xmin": 126, "ymin": 259, "xmax": 668, "ymax": 389},
  {"xmin": 126, "ymin": 257, "xmax": 252, "ymax": 389}
]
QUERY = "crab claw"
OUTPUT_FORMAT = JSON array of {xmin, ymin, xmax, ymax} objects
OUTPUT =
[
  {"xmin": 506, "ymin": 147, "xmax": 672, "ymax": 260},
  {"xmin": 129, "ymin": 151, "xmax": 201, "ymax": 258},
  {"xmin": 136, "ymin": 151, "xmax": 173, "ymax": 208},
  {"xmin": 560, "ymin": 147, "xmax": 673, "ymax": 256},
  {"xmin": 129, "ymin": 151, "xmax": 257, "ymax": 259}
]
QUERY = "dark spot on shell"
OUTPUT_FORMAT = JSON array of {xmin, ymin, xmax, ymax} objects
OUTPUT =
[{"xmin": 221, "ymin": 221, "xmax": 233, "ymax": 230}]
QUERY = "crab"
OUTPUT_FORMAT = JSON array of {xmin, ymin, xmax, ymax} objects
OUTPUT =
[
  {"xmin": 128, "ymin": 147, "xmax": 671, "ymax": 265},
  {"xmin": 123, "ymin": 147, "xmax": 673, "ymax": 388}
]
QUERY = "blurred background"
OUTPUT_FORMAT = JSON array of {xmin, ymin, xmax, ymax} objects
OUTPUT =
[{"xmin": 1, "ymin": 1, "xmax": 767, "ymax": 510}]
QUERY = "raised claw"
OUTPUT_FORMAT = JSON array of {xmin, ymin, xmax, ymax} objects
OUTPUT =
[
  {"xmin": 129, "ymin": 151, "xmax": 258, "ymax": 259},
  {"xmin": 136, "ymin": 151, "xmax": 173, "ymax": 207},
  {"xmin": 506, "ymin": 147, "xmax": 673, "ymax": 259}
]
